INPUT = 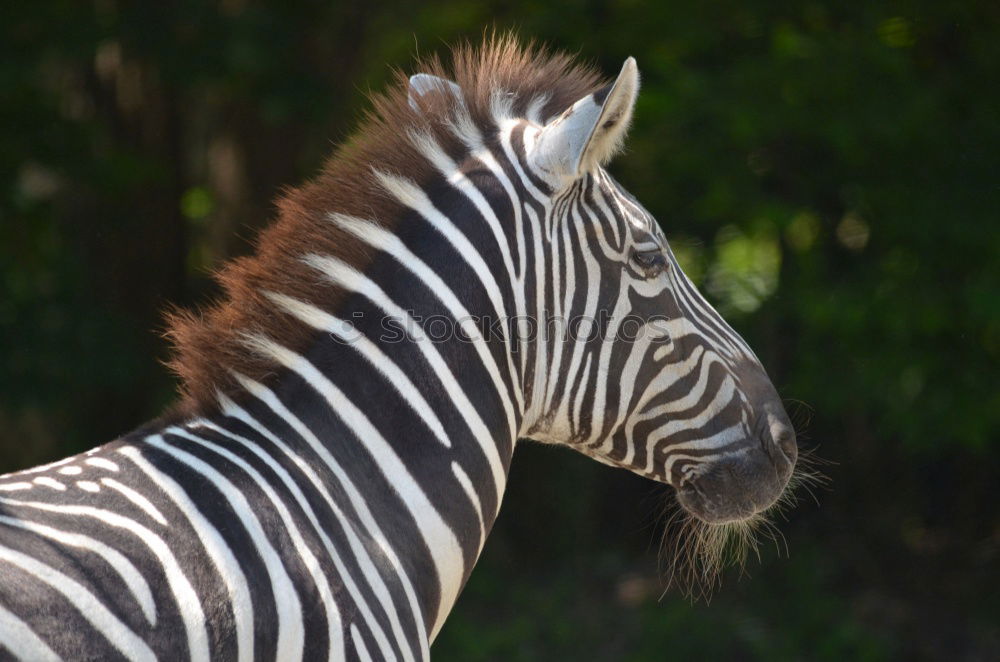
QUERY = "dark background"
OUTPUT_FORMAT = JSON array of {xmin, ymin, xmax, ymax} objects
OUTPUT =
[{"xmin": 2, "ymin": 1, "xmax": 998, "ymax": 659}]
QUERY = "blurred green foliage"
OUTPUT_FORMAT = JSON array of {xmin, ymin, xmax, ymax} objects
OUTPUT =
[{"xmin": 1, "ymin": 1, "xmax": 998, "ymax": 659}]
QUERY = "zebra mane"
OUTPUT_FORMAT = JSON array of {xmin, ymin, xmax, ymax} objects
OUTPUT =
[{"xmin": 166, "ymin": 34, "xmax": 606, "ymax": 414}]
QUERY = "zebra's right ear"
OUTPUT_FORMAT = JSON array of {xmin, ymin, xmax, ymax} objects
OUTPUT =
[{"xmin": 408, "ymin": 74, "xmax": 462, "ymax": 110}]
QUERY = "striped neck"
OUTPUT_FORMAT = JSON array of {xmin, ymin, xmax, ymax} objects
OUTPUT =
[{"xmin": 167, "ymin": 127, "xmax": 541, "ymax": 642}]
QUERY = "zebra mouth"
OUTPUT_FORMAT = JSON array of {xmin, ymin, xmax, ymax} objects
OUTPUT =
[
  {"xmin": 674, "ymin": 447, "xmax": 792, "ymax": 524},
  {"xmin": 676, "ymin": 483, "xmax": 760, "ymax": 524}
]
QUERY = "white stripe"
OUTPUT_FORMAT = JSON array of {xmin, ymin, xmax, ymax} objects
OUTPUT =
[
  {"xmin": 571, "ymin": 353, "xmax": 593, "ymax": 438},
  {"xmin": 374, "ymin": 171, "xmax": 513, "ymax": 338},
  {"xmin": 0, "ymin": 543, "xmax": 156, "ymax": 662},
  {"xmin": 0, "ymin": 496, "xmax": 210, "ymax": 662},
  {"xmin": 32, "ymin": 477, "xmax": 65, "ymax": 491},
  {"xmin": 526, "ymin": 187, "xmax": 549, "ymax": 429},
  {"xmin": 195, "ymin": 410, "xmax": 398, "ymax": 662},
  {"xmin": 586, "ymin": 185, "xmax": 627, "ymax": 261},
  {"xmin": 118, "ymin": 444, "xmax": 248, "ymax": 662},
  {"xmin": 406, "ymin": 132, "xmax": 525, "ymax": 407},
  {"xmin": 143, "ymin": 434, "xmax": 304, "ymax": 661},
  {"xmin": 0, "ymin": 515, "xmax": 156, "ymax": 626},
  {"xmin": 646, "ymin": 342, "xmax": 706, "ymax": 390},
  {"xmin": 669, "ymin": 269, "xmax": 744, "ymax": 361},
  {"xmin": 588, "ymin": 277, "xmax": 633, "ymax": 448},
  {"xmin": 635, "ymin": 352, "xmax": 727, "ymax": 424},
  {"xmin": 265, "ymin": 290, "xmax": 450, "ymax": 448},
  {"xmin": 468, "ymin": 144, "xmax": 531, "ymax": 378},
  {"xmin": 408, "ymin": 132, "xmax": 520, "ymax": 312},
  {"xmin": 373, "ymin": 171, "xmax": 521, "ymax": 434},
  {"xmin": 540, "ymin": 193, "xmax": 568, "ymax": 415},
  {"xmin": 241, "ymin": 333, "xmax": 465, "ymax": 641},
  {"xmin": 351, "ymin": 623, "xmax": 374, "ymax": 662},
  {"xmin": 456, "ymin": 137, "xmax": 530, "ymax": 334},
  {"xmin": 662, "ymin": 423, "xmax": 748, "ymax": 475},
  {"xmin": 555, "ymin": 215, "xmax": 577, "ymax": 413},
  {"xmin": 496, "ymin": 120, "xmax": 549, "ymax": 204},
  {"xmin": 610, "ymin": 321, "xmax": 660, "ymax": 431},
  {"xmin": 645, "ymin": 381, "xmax": 742, "ymax": 475},
  {"xmin": 85, "ymin": 458, "xmax": 120, "ymax": 472},
  {"xmin": 302, "ymin": 254, "xmax": 509, "ymax": 512},
  {"xmin": 624, "ymin": 346, "xmax": 708, "ymax": 467},
  {"xmin": 672, "ymin": 256, "xmax": 754, "ymax": 359},
  {"xmin": 551, "ymin": 202, "xmax": 602, "ymax": 426},
  {"xmin": 449, "ymin": 462, "xmax": 485, "ymax": 554},
  {"xmin": 226, "ymin": 374, "xmax": 429, "ymax": 661},
  {"xmin": 332, "ymin": 215, "xmax": 519, "ymax": 437},
  {"xmin": 170, "ymin": 425, "xmax": 346, "ymax": 661},
  {"xmin": 100, "ymin": 478, "xmax": 168, "ymax": 526},
  {"xmin": 595, "ymin": 173, "xmax": 622, "ymax": 249},
  {"xmin": 526, "ymin": 94, "xmax": 550, "ymax": 125},
  {"xmin": 0, "ymin": 603, "xmax": 61, "ymax": 662}
]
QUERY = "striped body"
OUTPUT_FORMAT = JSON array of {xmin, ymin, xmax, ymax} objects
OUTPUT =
[{"xmin": 0, "ymin": 41, "xmax": 797, "ymax": 660}]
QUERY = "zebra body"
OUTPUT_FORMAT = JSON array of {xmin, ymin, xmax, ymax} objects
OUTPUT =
[
  {"xmin": 0, "ymin": 39, "xmax": 797, "ymax": 660},
  {"xmin": 0, "ymin": 410, "xmax": 455, "ymax": 661}
]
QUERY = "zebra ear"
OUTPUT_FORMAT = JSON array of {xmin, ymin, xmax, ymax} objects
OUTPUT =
[
  {"xmin": 408, "ymin": 74, "xmax": 462, "ymax": 110},
  {"xmin": 531, "ymin": 57, "xmax": 640, "ymax": 178}
]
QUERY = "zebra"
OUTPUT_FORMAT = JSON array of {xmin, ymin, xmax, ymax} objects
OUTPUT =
[{"xmin": 0, "ymin": 37, "xmax": 797, "ymax": 661}]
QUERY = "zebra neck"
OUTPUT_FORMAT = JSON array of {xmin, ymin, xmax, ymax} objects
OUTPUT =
[
  {"xmin": 150, "ymin": 133, "xmax": 541, "ymax": 635},
  {"xmin": 156, "ymin": 310, "xmax": 519, "ymax": 641}
]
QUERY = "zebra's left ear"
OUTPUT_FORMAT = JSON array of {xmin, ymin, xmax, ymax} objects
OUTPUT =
[
  {"xmin": 531, "ymin": 57, "xmax": 640, "ymax": 179},
  {"xmin": 408, "ymin": 74, "xmax": 462, "ymax": 110}
]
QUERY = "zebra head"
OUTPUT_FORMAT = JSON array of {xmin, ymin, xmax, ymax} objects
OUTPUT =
[{"xmin": 506, "ymin": 59, "xmax": 798, "ymax": 525}]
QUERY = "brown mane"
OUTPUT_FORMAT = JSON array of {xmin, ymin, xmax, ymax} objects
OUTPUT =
[{"xmin": 166, "ymin": 34, "xmax": 606, "ymax": 415}]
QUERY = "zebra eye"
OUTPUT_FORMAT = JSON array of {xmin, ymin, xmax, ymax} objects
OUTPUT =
[{"xmin": 630, "ymin": 247, "xmax": 667, "ymax": 277}]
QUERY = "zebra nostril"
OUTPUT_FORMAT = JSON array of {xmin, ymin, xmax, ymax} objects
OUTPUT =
[
  {"xmin": 675, "ymin": 482, "xmax": 707, "ymax": 516},
  {"xmin": 772, "ymin": 426, "xmax": 797, "ymax": 462}
]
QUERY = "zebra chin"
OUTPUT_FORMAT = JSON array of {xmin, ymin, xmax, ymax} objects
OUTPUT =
[{"xmin": 674, "ymin": 431, "xmax": 798, "ymax": 525}]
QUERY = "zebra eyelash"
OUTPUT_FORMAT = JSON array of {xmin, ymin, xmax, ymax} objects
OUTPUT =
[{"xmin": 629, "ymin": 243, "xmax": 669, "ymax": 277}]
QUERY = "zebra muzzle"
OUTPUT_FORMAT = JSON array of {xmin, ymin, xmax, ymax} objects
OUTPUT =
[{"xmin": 676, "ymin": 421, "xmax": 796, "ymax": 524}]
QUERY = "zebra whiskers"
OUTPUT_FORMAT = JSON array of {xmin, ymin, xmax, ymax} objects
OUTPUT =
[{"xmin": 657, "ymin": 447, "xmax": 828, "ymax": 601}]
